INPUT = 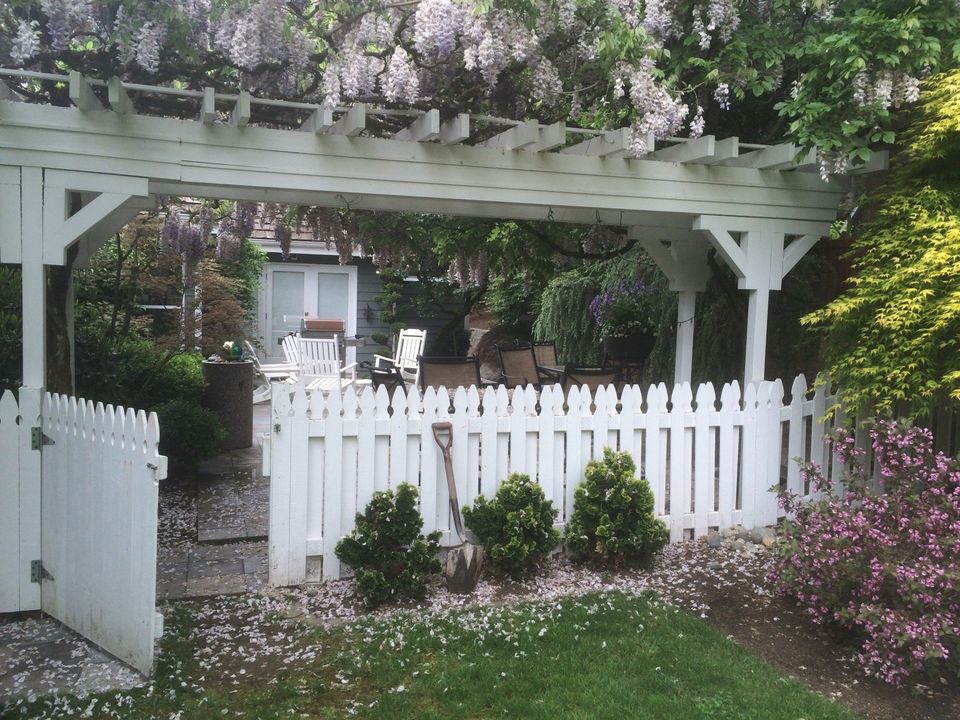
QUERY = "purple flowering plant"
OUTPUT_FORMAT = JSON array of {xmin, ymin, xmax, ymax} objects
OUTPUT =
[
  {"xmin": 589, "ymin": 280, "xmax": 658, "ymax": 338},
  {"xmin": 770, "ymin": 419, "xmax": 960, "ymax": 685}
]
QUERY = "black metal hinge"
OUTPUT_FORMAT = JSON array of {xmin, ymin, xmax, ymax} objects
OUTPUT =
[
  {"xmin": 30, "ymin": 560, "xmax": 54, "ymax": 583},
  {"xmin": 30, "ymin": 427, "xmax": 54, "ymax": 451}
]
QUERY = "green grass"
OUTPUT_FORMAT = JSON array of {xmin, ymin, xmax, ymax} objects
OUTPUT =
[{"xmin": 5, "ymin": 592, "xmax": 859, "ymax": 720}]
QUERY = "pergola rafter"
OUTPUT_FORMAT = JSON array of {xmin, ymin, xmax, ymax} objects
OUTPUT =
[{"xmin": 0, "ymin": 69, "xmax": 881, "ymax": 393}]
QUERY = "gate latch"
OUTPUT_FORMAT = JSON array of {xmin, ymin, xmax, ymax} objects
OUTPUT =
[
  {"xmin": 31, "ymin": 427, "xmax": 54, "ymax": 451},
  {"xmin": 30, "ymin": 560, "xmax": 54, "ymax": 583}
]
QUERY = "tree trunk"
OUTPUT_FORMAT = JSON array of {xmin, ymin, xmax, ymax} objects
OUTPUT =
[{"xmin": 46, "ymin": 244, "xmax": 79, "ymax": 395}]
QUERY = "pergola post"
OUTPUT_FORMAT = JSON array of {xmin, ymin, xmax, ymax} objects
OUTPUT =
[
  {"xmin": 694, "ymin": 217, "xmax": 825, "ymax": 384},
  {"xmin": 633, "ymin": 230, "xmax": 710, "ymax": 385}
]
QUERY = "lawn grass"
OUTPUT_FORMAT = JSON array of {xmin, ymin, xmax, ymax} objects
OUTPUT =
[{"xmin": 5, "ymin": 592, "xmax": 859, "ymax": 720}]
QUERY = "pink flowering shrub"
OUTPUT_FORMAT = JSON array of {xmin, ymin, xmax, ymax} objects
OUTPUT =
[{"xmin": 770, "ymin": 420, "xmax": 960, "ymax": 685}]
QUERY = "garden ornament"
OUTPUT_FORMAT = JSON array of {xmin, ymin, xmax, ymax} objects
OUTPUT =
[{"xmin": 432, "ymin": 421, "xmax": 484, "ymax": 594}]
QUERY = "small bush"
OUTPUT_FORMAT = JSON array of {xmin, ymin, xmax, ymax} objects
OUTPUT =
[
  {"xmin": 154, "ymin": 399, "xmax": 225, "ymax": 467},
  {"xmin": 463, "ymin": 473, "xmax": 560, "ymax": 577},
  {"xmin": 566, "ymin": 448, "xmax": 668, "ymax": 566},
  {"xmin": 771, "ymin": 420, "xmax": 960, "ymax": 685},
  {"xmin": 336, "ymin": 483, "xmax": 441, "ymax": 607}
]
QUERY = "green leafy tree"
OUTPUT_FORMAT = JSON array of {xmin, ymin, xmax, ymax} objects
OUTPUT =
[{"xmin": 803, "ymin": 71, "xmax": 960, "ymax": 413}]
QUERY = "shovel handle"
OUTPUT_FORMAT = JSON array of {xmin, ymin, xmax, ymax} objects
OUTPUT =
[{"xmin": 432, "ymin": 422, "xmax": 453, "ymax": 456}]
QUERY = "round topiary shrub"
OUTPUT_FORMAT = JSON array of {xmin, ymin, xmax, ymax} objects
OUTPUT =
[
  {"xmin": 566, "ymin": 448, "xmax": 668, "ymax": 566},
  {"xmin": 463, "ymin": 473, "xmax": 560, "ymax": 577},
  {"xmin": 335, "ymin": 483, "xmax": 441, "ymax": 607}
]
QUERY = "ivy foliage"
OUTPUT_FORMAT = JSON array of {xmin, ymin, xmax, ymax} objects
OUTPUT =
[
  {"xmin": 803, "ymin": 71, "xmax": 960, "ymax": 413},
  {"xmin": 566, "ymin": 448, "xmax": 668, "ymax": 567},
  {"xmin": 335, "ymin": 483, "xmax": 442, "ymax": 607},
  {"xmin": 462, "ymin": 473, "xmax": 560, "ymax": 578}
]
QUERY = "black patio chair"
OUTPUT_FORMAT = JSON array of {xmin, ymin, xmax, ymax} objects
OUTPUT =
[
  {"xmin": 418, "ymin": 355, "xmax": 484, "ymax": 392},
  {"xmin": 495, "ymin": 344, "xmax": 563, "ymax": 389}
]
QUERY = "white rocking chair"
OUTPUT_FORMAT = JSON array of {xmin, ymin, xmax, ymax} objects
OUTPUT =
[
  {"xmin": 374, "ymin": 328, "xmax": 426, "ymax": 387},
  {"xmin": 244, "ymin": 340, "xmax": 299, "ymax": 403},
  {"xmin": 299, "ymin": 335, "xmax": 357, "ymax": 393}
]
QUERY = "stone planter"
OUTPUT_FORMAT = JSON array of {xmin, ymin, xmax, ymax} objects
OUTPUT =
[
  {"xmin": 602, "ymin": 332, "xmax": 657, "ymax": 364},
  {"xmin": 202, "ymin": 360, "xmax": 253, "ymax": 450}
]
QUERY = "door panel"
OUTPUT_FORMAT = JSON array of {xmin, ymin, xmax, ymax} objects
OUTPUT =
[{"xmin": 271, "ymin": 270, "xmax": 304, "ymax": 356}]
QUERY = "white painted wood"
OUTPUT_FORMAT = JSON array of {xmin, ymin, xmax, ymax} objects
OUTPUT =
[
  {"xmin": 480, "ymin": 120, "xmax": 540, "ymax": 151},
  {"xmin": 330, "ymin": 104, "xmax": 366, "ymax": 137},
  {"xmin": 0, "ymin": 166, "xmax": 21, "ymax": 275},
  {"xmin": 301, "ymin": 107, "xmax": 333, "ymax": 134},
  {"xmin": 393, "ymin": 109, "xmax": 440, "ymax": 142},
  {"xmin": 786, "ymin": 375, "xmax": 807, "ymax": 501},
  {"xmin": 526, "ymin": 121, "xmax": 566, "ymax": 153},
  {"xmin": 39, "ymin": 391, "xmax": 164, "ymax": 676},
  {"xmin": 0, "ymin": 81, "xmax": 25, "ymax": 102},
  {"xmin": 231, "ymin": 91, "xmax": 251, "ymax": 128},
  {"xmin": 560, "ymin": 128, "xmax": 633, "ymax": 157},
  {"xmin": 269, "ymin": 377, "xmax": 841, "ymax": 585},
  {"xmin": 744, "ymin": 288, "xmax": 771, "ymax": 383},
  {"xmin": 20, "ymin": 167, "xmax": 45, "ymax": 389},
  {"xmin": 0, "ymin": 390, "xmax": 22, "ymax": 612},
  {"xmin": 674, "ymin": 290, "xmax": 697, "ymax": 385},
  {"xmin": 68, "ymin": 72, "xmax": 103, "ymax": 112},
  {"xmin": 718, "ymin": 142, "xmax": 799, "ymax": 170},
  {"xmin": 107, "ymin": 77, "xmax": 134, "ymax": 114},
  {"xmin": 647, "ymin": 135, "xmax": 717, "ymax": 163},
  {"xmin": 199, "ymin": 87, "xmax": 216, "ymax": 124},
  {"xmin": 440, "ymin": 113, "xmax": 470, "ymax": 145}
]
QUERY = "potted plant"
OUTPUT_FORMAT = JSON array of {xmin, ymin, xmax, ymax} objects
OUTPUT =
[{"xmin": 589, "ymin": 280, "xmax": 658, "ymax": 363}]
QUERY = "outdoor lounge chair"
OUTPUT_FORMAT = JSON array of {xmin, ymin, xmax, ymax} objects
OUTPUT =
[
  {"xmin": 562, "ymin": 366, "xmax": 622, "ymax": 393},
  {"xmin": 495, "ymin": 344, "xmax": 563, "ymax": 389},
  {"xmin": 374, "ymin": 328, "xmax": 426, "ymax": 387},
  {"xmin": 362, "ymin": 361, "xmax": 406, "ymax": 395},
  {"xmin": 298, "ymin": 335, "xmax": 357, "ymax": 393},
  {"xmin": 418, "ymin": 355, "xmax": 483, "ymax": 391},
  {"xmin": 243, "ymin": 340, "xmax": 299, "ymax": 403}
]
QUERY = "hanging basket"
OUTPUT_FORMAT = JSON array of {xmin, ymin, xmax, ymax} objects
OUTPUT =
[{"xmin": 602, "ymin": 332, "xmax": 657, "ymax": 364}]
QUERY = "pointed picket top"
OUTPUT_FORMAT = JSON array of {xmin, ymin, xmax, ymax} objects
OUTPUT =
[
  {"xmin": 57, "ymin": 394, "xmax": 69, "ymax": 433},
  {"xmin": 719, "ymin": 380, "xmax": 740, "ymax": 410},
  {"xmin": 466, "ymin": 385, "xmax": 481, "ymax": 416},
  {"xmin": 579, "ymin": 386, "xmax": 594, "ymax": 417},
  {"xmin": 755, "ymin": 380, "xmax": 772, "ymax": 408},
  {"xmin": 672, "ymin": 382, "xmax": 693, "ymax": 413},
  {"xmin": 550, "ymin": 383, "xmax": 567, "ymax": 414},
  {"xmin": 308, "ymin": 386, "xmax": 326, "ymax": 419},
  {"xmin": 41, "ymin": 391, "xmax": 54, "ymax": 423},
  {"xmin": 83, "ymin": 399, "xmax": 97, "ymax": 439},
  {"xmin": 451, "ymin": 386, "xmax": 468, "ymax": 416},
  {"xmin": 481, "ymin": 384, "xmax": 497, "ymax": 413},
  {"xmin": 495, "ymin": 385, "xmax": 510, "ymax": 416},
  {"xmin": 769, "ymin": 378, "xmax": 785, "ymax": 407},
  {"xmin": 743, "ymin": 381, "xmax": 758, "ymax": 409},
  {"xmin": 594, "ymin": 385, "xmax": 610, "ymax": 415},
  {"xmin": 0, "ymin": 388, "xmax": 18, "ymax": 424},
  {"xmin": 522, "ymin": 384, "xmax": 538, "ymax": 415},
  {"xmin": 125, "ymin": 408, "xmax": 138, "ymax": 444},
  {"xmin": 373, "ymin": 385, "xmax": 391, "ymax": 420},
  {"xmin": 790, "ymin": 374, "xmax": 808, "ymax": 403},
  {"xmin": 406, "ymin": 385, "xmax": 422, "ymax": 415},
  {"xmin": 695, "ymin": 382, "xmax": 716, "ymax": 411},
  {"xmin": 511, "ymin": 385, "xmax": 528, "ymax": 415},
  {"xmin": 435, "ymin": 387, "xmax": 451, "ymax": 418},
  {"xmin": 325, "ymin": 385, "xmax": 343, "ymax": 418},
  {"xmin": 422, "ymin": 385, "xmax": 438, "ymax": 417},
  {"xmin": 391, "ymin": 385, "xmax": 408, "ymax": 417},
  {"xmin": 134, "ymin": 409, "xmax": 148, "ymax": 453},
  {"xmin": 343, "ymin": 386, "xmax": 361, "ymax": 419},
  {"xmin": 539, "ymin": 383, "xmax": 555, "ymax": 416},
  {"xmin": 146, "ymin": 410, "xmax": 161, "ymax": 448},
  {"xmin": 621, "ymin": 384, "xmax": 643, "ymax": 414},
  {"xmin": 565, "ymin": 384, "xmax": 581, "ymax": 415},
  {"xmin": 94, "ymin": 402, "xmax": 107, "ymax": 444},
  {"xmin": 292, "ymin": 385, "xmax": 310, "ymax": 418},
  {"xmin": 359, "ymin": 384, "xmax": 377, "ymax": 420}
]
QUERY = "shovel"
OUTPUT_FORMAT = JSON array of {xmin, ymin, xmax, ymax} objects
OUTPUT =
[{"xmin": 432, "ymin": 421, "xmax": 483, "ymax": 593}]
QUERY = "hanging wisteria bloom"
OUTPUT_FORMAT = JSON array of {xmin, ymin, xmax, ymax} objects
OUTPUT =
[
  {"xmin": 383, "ymin": 47, "xmax": 419, "ymax": 103},
  {"xmin": 9, "ymin": 20, "xmax": 41, "ymax": 64},
  {"xmin": 714, "ymin": 82, "xmax": 731, "ymax": 110},
  {"xmin": 414, "ymin": 0, "xmax": 462, "ymax": 61},
  {"xmin": 134, "ymin": 22, "xmax": 164, "ymax": 73}
]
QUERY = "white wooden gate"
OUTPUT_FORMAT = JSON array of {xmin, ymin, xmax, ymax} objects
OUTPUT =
[
  {"xmin": 265, "ymin": 375, "xmax": 844, "ymax": 586},
  {"xmin": 0, "ymin": 389, "xmax": 166, "ymax": 676}
]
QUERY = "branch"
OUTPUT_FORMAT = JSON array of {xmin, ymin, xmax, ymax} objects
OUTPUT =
[{"xmin": 516, "ymin": 221, "xmax": 639, "ymax": 261}]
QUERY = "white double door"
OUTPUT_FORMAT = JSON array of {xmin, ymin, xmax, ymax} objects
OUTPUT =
[{"xmin": 262, "ymin": 263, "xmax": 358, "ymax": 363}]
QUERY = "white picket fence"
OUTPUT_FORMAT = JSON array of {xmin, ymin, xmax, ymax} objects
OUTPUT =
[
  {"xmin": 266, "ymin": 374, "xmax": 844, "ymax": 586},
  {"xmin": 0, "ymin": 389, "xmax": 165, "ymax": 676}
]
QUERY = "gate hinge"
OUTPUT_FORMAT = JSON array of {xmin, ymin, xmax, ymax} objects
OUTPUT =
[
  {"xmin": 30, "ymin": 560, "xmax": 54, "ymax": 583},
  {"xmin": 31, "ymin": 427, "xmax": 54, "ymax": 451}
]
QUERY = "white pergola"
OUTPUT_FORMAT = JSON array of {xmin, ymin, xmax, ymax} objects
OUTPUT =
[{"xmin": 0, "ymin": 69, "xmax": 879, "ymax": 398}]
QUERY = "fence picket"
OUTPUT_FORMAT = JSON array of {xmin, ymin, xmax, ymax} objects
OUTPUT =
[
  {"xmin": 693, "ymin": 383, "xmax": 715, "ymax": 538},
  {"xmin": 321, "ymin": 389, "xmax": 343, "ymax": 580}
]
